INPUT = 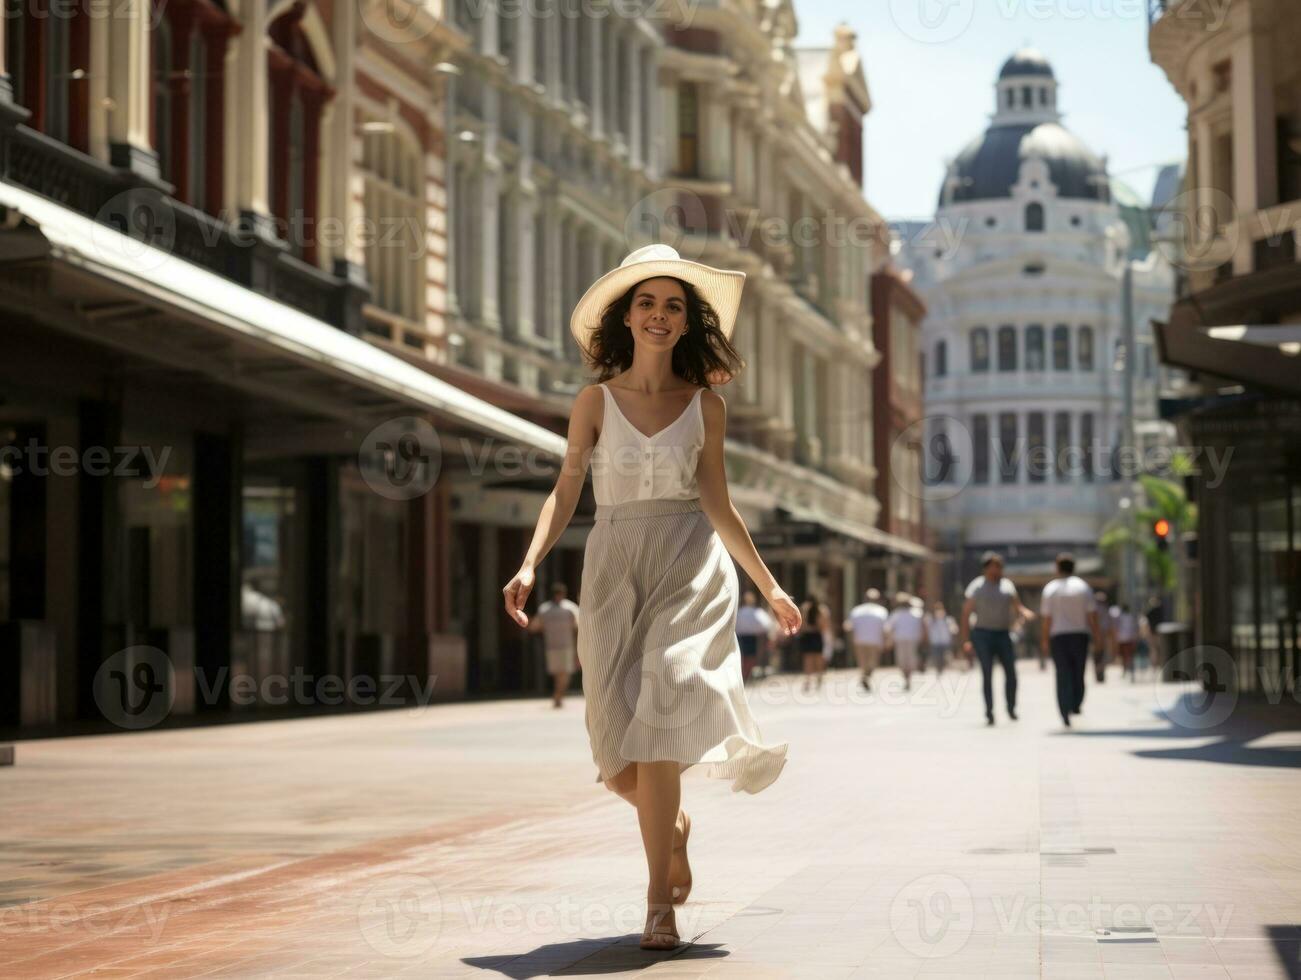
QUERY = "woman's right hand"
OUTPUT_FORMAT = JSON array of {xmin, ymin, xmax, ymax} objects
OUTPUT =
[{"xmin": 503, "ymin": 565, "xmax": 535, "ymax": 628}]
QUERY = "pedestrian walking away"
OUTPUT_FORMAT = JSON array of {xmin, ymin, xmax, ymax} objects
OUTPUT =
[
  {"xmin": 735, "ymin": 590, "xmax": 775, "ymax": 682},
  {"xmin": 528, "ymin": 581, "xmax": 581, "ymax": 708},
  {"xmin": 1112, "ymin": 603, "xmax": 1141, "ymax": 680},
  {"xmin": 1039, "ymin": 553, "xmax": 1103, "ymax": 727},
  {"xmin": 960, "ymin": 551, "xmax": 1032, "ymax": 725},
  {"xmin": 501, "ymin": 243, "xmax": 801, "ymax": 952},
  {"xmin": 886, "ymin": 592, "xmax": 924, "ymax": 691},
  {"xmin": 924, "ymin": 601, "xmax": 958, "ymax": 673},
  {"xmin": 798, "ymin": 593, "xmax": 830, "ymax": 693},
  {"xmin": 1094, "ymin": 590, "xmax": 1112, "ymax": 683},
  {"xmin": 845, "ymin": 588, "xmax": 888, "ymax": 692}
]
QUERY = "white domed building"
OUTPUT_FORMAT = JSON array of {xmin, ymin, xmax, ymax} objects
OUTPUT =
[{"xmin": 896, "ymin": 50, "xmax": 1179, "ymax": 601}]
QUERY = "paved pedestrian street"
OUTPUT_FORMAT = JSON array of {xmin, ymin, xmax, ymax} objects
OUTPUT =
[{"xmin": 2, "ymin": 664, "xmax": 1299, "ymax": 979}]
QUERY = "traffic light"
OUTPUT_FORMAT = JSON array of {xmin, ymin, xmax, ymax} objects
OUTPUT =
[{"xmin": 1152, "ymin": 518, "xmax": 1171, "ymax": 551}]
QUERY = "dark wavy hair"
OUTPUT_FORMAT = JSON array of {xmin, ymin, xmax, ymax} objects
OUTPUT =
[{"xmin": 580, "ymin": 275, "xmax": 745, "ymax": 387}]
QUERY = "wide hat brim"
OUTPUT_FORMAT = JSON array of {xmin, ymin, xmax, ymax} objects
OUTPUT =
[{"xmin": 569, "ymin": 258, "xmax": 746, "ymax": 349}]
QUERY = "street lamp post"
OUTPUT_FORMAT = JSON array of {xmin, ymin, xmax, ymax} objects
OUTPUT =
[{"xmin": 1120, "ymin": 257, "xmax": 1138, "ymax": 615}]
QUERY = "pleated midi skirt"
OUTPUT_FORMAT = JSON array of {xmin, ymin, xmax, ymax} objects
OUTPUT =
[{"xmin": 578, "ymin": 497, "xmax": 788, "ymax": 794}]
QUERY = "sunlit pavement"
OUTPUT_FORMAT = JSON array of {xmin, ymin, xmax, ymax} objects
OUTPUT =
[{"xmin": 2, "ymin": 663, "xmax": 1300, "ymax": 979}]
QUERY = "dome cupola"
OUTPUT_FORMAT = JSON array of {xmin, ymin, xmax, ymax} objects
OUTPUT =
[{"xmin": 938, "ymin": 50, "xmax": 1110, "ymax": 207}]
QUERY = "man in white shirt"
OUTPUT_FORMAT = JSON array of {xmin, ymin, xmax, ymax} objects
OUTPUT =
[
  {"xmin": 844, "ymin": 588, "xmax": 888, "ymax": 692},
  {"xmin": 736, "ymin": 590, "xmax": 776, "ymax": 682},
  {"xmin": 885, "ymin": 593, "xmax": 925, "ymax": 691},
  {"xmin": 1040, "ymin": 553, "xmax": 1102, "ymax": 728},
  {"xmin": 529, "ymin": 582, "xmax": 581, "ymax": 708}
]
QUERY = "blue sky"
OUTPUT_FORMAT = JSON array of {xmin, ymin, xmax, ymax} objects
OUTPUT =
[{"xmin": 792, "ymin": 1, "xmax": 1188, "ymax": 221}]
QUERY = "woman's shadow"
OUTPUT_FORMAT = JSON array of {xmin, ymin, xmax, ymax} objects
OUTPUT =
[{"xmin": 463, "ymin": 934, "xmax": 728, "ymax": 977}]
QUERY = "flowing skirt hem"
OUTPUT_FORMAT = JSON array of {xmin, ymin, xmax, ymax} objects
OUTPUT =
[{"xmin": 591, "ymin": 734, "xmax": 788, "ymax": 795}]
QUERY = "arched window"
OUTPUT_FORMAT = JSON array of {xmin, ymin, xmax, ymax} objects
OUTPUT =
[
  {"xmin": 268, "ymin": 1, "xmax": 334, "ymax": 263},
  {"xmin": 152, "ymin": 0, "xmax": 235, "ymax": 213},
  {"xmin": 1025, "ymin": 325, "xmax": 1045, "ymax": 371},
  {"xmin": 7, "ymin": 0, "xmax": 89, "ymax": 150},
  {"xmin": 1078, "ymin": 326, "xmax": 1095, "ymax": 371},
  {"xmin": 970, "ymin": 327, "xmax": 989, "ymax": 373},
  {"xmin": 1025, "ymin": 202, "xmax": 1045, "ymax": 232},
  {"xmin": 1052, "ymin": 325, "xmax": 1071, "ymax": 370},
  {"xmin": 934, "ymin": 339, "xmax": 947, "ymax": 378},
  {"xmin": 997, "ymin": 325, "xmax": 1017, "ymax": 372},
  {"xmin": 361, "ymin": 122, "xmax": 423, "ymax": 322}
]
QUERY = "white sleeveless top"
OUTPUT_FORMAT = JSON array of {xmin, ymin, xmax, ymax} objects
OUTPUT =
[{"xmin": 590, "ymin": 382, "xmax": 705, "ymax": 506}]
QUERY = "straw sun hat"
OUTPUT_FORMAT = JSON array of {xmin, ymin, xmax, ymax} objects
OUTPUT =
[{"xmin": 568, "ymin": 243, "xmax": 746, "ymax": 350}]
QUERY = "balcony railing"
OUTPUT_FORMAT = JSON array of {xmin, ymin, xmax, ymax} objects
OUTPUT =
[{"xmin": 0, "ymin": 120, "xmax": 365, "ymax": 334}]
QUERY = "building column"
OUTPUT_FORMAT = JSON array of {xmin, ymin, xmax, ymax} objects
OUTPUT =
[
  {"xmin": 327, "ymin": 0, "xmax": 362, "ymax": 273},
  {"xmin": 478, "ymin": 79, "xmax": 503, "ymax": 332},
  {"xmin": 544, "ymin": 0, "xmax": 563, "ymax": 99},
  {"xmin": 628, "ymin": 39, "xmax": 643, "ymax": 166},
  {"xmin": 588, "ymin": 12, "xmax": 603, "ymax": 139},
  {"xmin": 0, "ymin": 4, "xmax": 13, "ymax": 110},
  {"xmin": 227, "ymin": 0, "xmax": 272, "ymax": 228},
  {"xmin": 1231, "ymin": 25, "xmax": 1279, "ymax": 274},
  {"xmin": 105, "ymin": 0, "xmax": 160, "ymax": 177},
  {"xmin": 564, "ymin": 4, "xmax": 578, "ymax": 103},
  {"xmin": 515, "ymin": 0, "xmax": 534, "ymax": 84}
]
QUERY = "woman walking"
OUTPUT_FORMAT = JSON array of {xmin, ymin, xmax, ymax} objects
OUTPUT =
[
  {"xmin": 502, "ymin": 244, "xmax": 800, "ymax": 951},
  {"xmin": 798, "ymin": 594, "xmax": 829, "ymax": 692}
]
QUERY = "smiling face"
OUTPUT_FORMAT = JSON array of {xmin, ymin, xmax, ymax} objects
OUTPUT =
[{"xmin": 623, "ymin": 277, "xmax": 688, "ymax": 347}]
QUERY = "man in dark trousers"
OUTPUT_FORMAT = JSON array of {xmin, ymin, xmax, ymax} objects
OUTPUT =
[
  {"xmin": 960, "ymin": 552, "xmax": 1032, "ymax": 726},
  {"xmin": 1040, "ymin": 553, "xmax": 1103, "ymax": 727}
]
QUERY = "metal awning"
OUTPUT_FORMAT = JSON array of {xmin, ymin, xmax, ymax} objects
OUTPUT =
[
  {"xmin": 0, "ymin": 179, "xmax": 568, "ymax": 458},
  {"xmin": 1155, "ymin": 318, "xmax": 1301, "ymax": 396}
]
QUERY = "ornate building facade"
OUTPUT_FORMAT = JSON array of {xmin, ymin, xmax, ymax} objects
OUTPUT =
[{"xmin": 899, "ymin": 50, "xmax": 1177, "ymax": 603}]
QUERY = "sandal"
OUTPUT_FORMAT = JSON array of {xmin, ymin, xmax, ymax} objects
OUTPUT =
[
  {"xmin": 670, "ymin": 811, "xmax": 692, "ymax": 905},
  {"xmin": 640, "ymin": 903, "xmax": 680, "ymax": 951}
]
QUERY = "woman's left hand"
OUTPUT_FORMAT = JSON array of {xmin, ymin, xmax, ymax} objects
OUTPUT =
[{"xmin": 766, "ymin": 588, "xmax": 802, "ymax": 636}]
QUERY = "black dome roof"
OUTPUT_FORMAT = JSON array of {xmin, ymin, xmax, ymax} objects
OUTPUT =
[
  {"xmin": 999, "ymin": 48, "xmax": 1054, "ymax": 80},
  {"xmin": 940, "ymin": 122, "xmax": 1109, "ymax": 206}
]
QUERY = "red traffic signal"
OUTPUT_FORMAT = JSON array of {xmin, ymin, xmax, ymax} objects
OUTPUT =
[{"xmin": 1153, "ymin": 519, "xmax": 1171, "ymax": 538}]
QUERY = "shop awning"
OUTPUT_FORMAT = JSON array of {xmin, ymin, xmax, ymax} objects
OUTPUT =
[
  {"xmin": 0, "ymin": 179, "xmax": 568, "ymax": 458},
  {"xmin": 1155, "ymin": 318, "xmax": 1301, "ymax": 396},
  {"xmin": 784, "ymin": 502, "xmax": 936, "ymax": 562}
]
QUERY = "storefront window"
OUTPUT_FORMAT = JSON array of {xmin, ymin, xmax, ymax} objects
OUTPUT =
[
  {"xmin": 1229, "ymin": 499, "xmax": 1257, "ymax": 688},
  {"xmin": 0, "ymin": 438, "xmax": 10, "ymax": 622},
  {"xmin": 338, "ymin": 462, "xmax": 407, "ymax": 641},
  {"xmin": 117, "ymin": 438, "xmax": 193, "ymax": 630},
  {"xmin": 241, "ymin": 478, "xmax": 298, "ymax": 634}
]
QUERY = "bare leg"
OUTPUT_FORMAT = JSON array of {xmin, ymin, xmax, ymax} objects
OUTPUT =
[
  {"xmin": 604, "ymin": 765, "xmax": 689, "ymax": 895},
  {"xmin": 636, "ymin": 760, "xmax": 680, "ymax": 945},
  {"xmin": 552, "ymin": 671, "xmax": 570, "ymax": 706}
]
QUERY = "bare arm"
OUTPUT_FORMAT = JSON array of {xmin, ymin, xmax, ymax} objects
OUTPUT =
[
  {"xmin": 503, "ymin": 386, "xmax": 601, "ymax": 628},
  {"xmin": 959, "ymin": 597, "xmax": 975, "ymax": 650},
  {"xmin": 696, "ymin": 390, "xmax": 800, "ymax": 635}
]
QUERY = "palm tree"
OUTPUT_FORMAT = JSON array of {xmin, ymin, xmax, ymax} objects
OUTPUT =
[{"xmin": 1100, "ymin": 453, "xmax": 1197, "ymax": 606}]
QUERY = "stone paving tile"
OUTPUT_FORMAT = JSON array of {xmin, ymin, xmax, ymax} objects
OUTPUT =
[{"xmin": 1, "ymin": 666, "xmax": 1299, "ymax": 978}]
